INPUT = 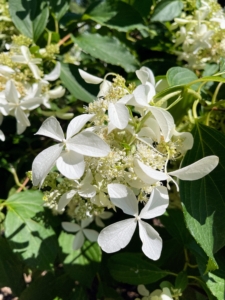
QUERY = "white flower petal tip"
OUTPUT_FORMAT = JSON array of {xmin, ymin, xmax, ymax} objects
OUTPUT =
[
  {"xmin": 78, "ymin": 69, "xmax": 103, "ymax": 84},
  {"xmin": 35, "ymin": 116, "xmax": 64, "ymax": 141},
  {"xmin": 0, "ymin": 129, "xmax": 5, "ymax": 141},
  {"xmin": 169, "ymin": 155, "xmax": 219, "ymax": 180},
  {"xmin": 43, "ymin": 62, "xmax": 61, "ymax": 81},
  {"xmin": 108, "ymin": 103, "xmax": 129, "ymax": 129}
]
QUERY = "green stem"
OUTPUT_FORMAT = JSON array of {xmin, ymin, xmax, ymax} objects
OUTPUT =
[
  {"xmin": 212, "ymin": 82, "xmax": 223, "ymax": 104},
  {"xmin": 9, "ymin": 166, "xmax": 26, "ymax": 191}
]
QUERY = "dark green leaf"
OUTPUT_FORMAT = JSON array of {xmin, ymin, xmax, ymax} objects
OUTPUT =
[
  {"xmin": 60, "ymin": 63, "xmax": 97, "ymax": 103},
  {"xmin": 175, "ymin": 271, "xmax": 188, "ymax": 292},
  {"xmin": 4, "ymin": 190, "xmax": 58, "ymax": 270},
  {"xmin": 151, "ymin": 0, "xmax": 183, "ymax": 22},
  {"xmin": 9, "ymin": 0, "xmax": 49, "ymax": 41},
  {"xmin": 108, "ymin": 253, "xmax": 168, "ymax": 285},
  {"xmin": 70, "ymin": 286, "xmax": 89, "ymax": 300},
  {"xmin": 49, "ymin": 0, "xmax": 69, "ymax": 21},
  {"xmin": 73, "ymin": 33, "xmax": 140, "ymax": 72},
  {"xmin": 0, "ymin": 237, "xmax": 25, "ymax": 295},
  {"xmin": 180, "ymin": 124, "xmax": 225, "ymax": 270},
  {"xmin": 167, "ymin": 67, "xmax": 198, "ymax": 89},
  {"xmin": 84, "ymin": 0, "xmax": 146, "ymax": 32}
]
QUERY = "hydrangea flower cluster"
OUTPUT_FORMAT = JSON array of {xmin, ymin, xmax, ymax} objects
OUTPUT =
[
  {"xmin": 0, "ymin": 37, "xmax": 64, "ymax": 139},
  {"xmin": 32, "ymin": 66, "xmax": 218, "ymax": 260},
  {"xmin": 171, "ymin": 0, "xmax": 225, "ymax": 69}
]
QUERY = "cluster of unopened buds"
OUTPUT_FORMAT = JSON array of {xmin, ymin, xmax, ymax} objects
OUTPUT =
[
  {"xmin": 171, "ymin": 0, "xmax": 225, "ymax": 69},
  {"xmin": 31, "ymin": 66, "xmax": 219, "ymax": 260},
  {"xmin": 0, "ymin": 39, "xmax": 65, "ymax": 140}
]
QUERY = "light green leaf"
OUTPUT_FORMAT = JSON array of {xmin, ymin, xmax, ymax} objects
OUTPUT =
[
  {"xmin": 4, "ymin": 190, "xmax": 58, "ymax": 270},
  {"xmin": 205, "ymin": 273, "xmax": 225, "ymax": 300},
  {"xmin": 60, "ymin": 63, "xmax": 97, "ymax": 103},
  {"xmin": 72, "ymin": 33, "xmax": 140, "ymax": 73},
  {"xmin": 180, "ymin": 124, "xmax": 225, "ymax": 270},
  {"xmin": 9, "ymin": 0, "xmax": 49, "ymax": 41},
  {"xmin": 151, "ymin": 0, "xmax": 183, "ymax": 22},
  {"xmin": 0, "ymin": 237, "xmax": 25, "ymax": 295},
  {"xmin": 108, "ymin": 253, "xmax": 168, "ymax": 285},
  {"xmin": 167, "ymin": 67, "xmax": 198, "ymax": 89},
  {"xmin": 84, "ymin": 0, "xmax": 146, "ymax": 32}
]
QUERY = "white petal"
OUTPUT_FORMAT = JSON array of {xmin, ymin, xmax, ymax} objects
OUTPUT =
[
  {"xmin": 78, "ymin": 69, "xmax": 103, "ymax": 84},
  {"xmin": 99, "ymin": 211, "xmax": 113, "ymax": 220},
  {"xmin": 136, "ymin": 67, "xmax": 155, "ymax": 86},
  {"xmin": 98, "ymin": 80, "xmax": 112, "ymax": 98},
  {"xmin": 139, "ymin": 186, "xmax": 169, "ymax": 219},
  {"xmin": 108, "ymin": 183, "xmax": 138, "ymax": 216},
  {"xmin": 0, "ymin": 129, "xmax": 5, "ymax": 141},
  {"xmin": 98, "ymin": 218, "xmax": 137, "ymax": 253},
  {"xmin": 143, "ymin": 117, "xmax": 161, "ymax": 143},
  {"xmin": 0, "ymin": 65, "xmax": 15, "ymax": 76},
  {"xmin": 81, "ymin": 169, "xmax": 93, "ymax": 185},
  {"xmin": 73, "ymin": 231, "xmax": 85, "ymax": 250},
  {"xmin": 5, "ymin": 80, "xmax": 19, "ymax": 104},
  {"xmin": 107, "ymin": 121, "xmax": 116, "ymax": 134},
  {"xmin": 48, "ymin": 86, "xmax": 65, "ymax": 99},
  {"xmin": 43, "ymin": 62, "xmax": 61, "ymax": 81},
  {"xmin": 138, "ymin": 220, "xmax": 162, "ymax": 260},
  {"xmin": 35, "ymin": 116, "xmax": 64, "ymax": 141},
  {"xmin": 168, "ymin": 156, "xmax": 219, "ymax": 180},
  {"xmin": 29, "ymin": 63, "xmax": 41, "ymax": 79},
  {"xmin": 133, "ymin": 85, "xmax": 149, "ymax": 107},
  {"xmin": 83, "ymin": 229, "xmax": 99, "ymax": 242},
  {"xmin": 134, "ymin": 159, "xmax": 168, "ymax": 185},
  {"xmin": 15, "ymin": 107, "xmax": 30, "ymax": 127},
  {"xmin": 79, "ymin": 184, "xmax": 96, "ymax": 198},
  {"xmin": 32, "ymin": 144, "xmax": 63, "ymax": 186},
  {"xmin": 16, "ymin": 121, "xmax": 27, "ymax": 134},
  {"xmin": 56, "ymin": 151, "xmax": 85, "ymax": 179},
  {"xmin": 137, "ymin": 285, "xmax": 150, "ymax": 297},
  {"xmin": 172, "ymin": 130, "xmax": 193, "ymax": 154},
  {"xmin": 62, "ymin": 222, "xmax": 80, "ymax": 232},
  {"xmin": 20, "ymin": 97, "xmax": 42, "ymax": 110},
  {"xmin": 108, "ymin": 103, "xmax": 129, "ymax": 129},
  {"xmin": 81, "ymin": 217, "xmax": 93, "ymax": 228},
  {"xmin": 66, "ymin": 114, "xmax": 95, "ymax": 139},
  {"xmin": 68, "ymin": 131, "xmax": 110, "ymax": 157},
  {"xmin": 148, "ymin": 107, "xmax": 174, "ymax": 142},
  {"xmin": 58, "ymin": 190, "xmax": 77, "ymax": 211}
]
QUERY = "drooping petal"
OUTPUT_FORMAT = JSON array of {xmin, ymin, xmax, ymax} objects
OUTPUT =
[
  {"xmin": 32, "ymin": 144, "xmax": 63, "ymax": 186},
  {"xmin": 0, "ymin": 65, "xmax": 15, "ymax": 76},
  {"xmin": 107, "ymin": 184, "xmax": 138, "ymax": 216},
  {"xmin": 56, "ymin": 150, "xmax": 85, "ymax": 179},
  {"xmin": 168, "ymin": 155, "xmax": 219, "ymax": 180},
  {"xmin": 58, "ymin": 190, "xmax": 77, "ymax": 211},
  {"xmin": 137, "ymin": 285, "xmax": 150, "ymax": 297},
  {"xmin": 148, "ymin": 107, "xmax": 174, "ymax": 142},
  {"xmin": 133, "ymin": 85, "xmax": 150, "ymax": 107},
  {"xmin": 35, "ymin": 116, "xmax": 64, "ymax": 141},
  {"xmin": 136, "ymin": 67, "xmax": 155, "ymax": 86},
  {"xmin": 43, "ymin": 62, "xmax": 61, "ymax": 81},
  {"xmin": 83, "ymin": 229, "xmax": 99, "ymax": 242},
  {"xmin": 15, "ymin": 107, "xmax": 30, "ymax": 127},
  {"xmin": 68, "ymin": 131, "xmax": 110, "ymax": 157},
  {"xmin": 5, "ymin": 80, "xmax": 19, "ymax": 104},
  {"xmin": 73, "ymin": 231, "xmax": 85, "ymax": 250},
  {"xmin": 66, "ymin": 114, "xmax": 95, "ymax": 139},
  {"xmin": 98, "ymin": 80, "xmax": 112, "ymax": 98},
  {"xmin": 108, "ymin": 103, "xmax": 129, "ymax": 129},
  {"xmin": 16, "ymin": 120, "xmax": 27, "ymax": 134},
  {"xmin": 98, "ymin": 218, "xmax": 137, "ymax": 253},
  {"xmin": 62, "ymin": 222, "xmax": 81, "ymax": 232},
  {"xmin": 79, "ymin": 184, "xmax": 96, "ymax": 198},
  {"xmin": 134, "ymin": 159, "xmax": 168, "ymax": 185},
  {"xmin": 29, "ymin": 63, "xmax": 41, "ymax": 79},
  {"xmin": 78, "ymin": 69, "xmax": 103, "ymax": 84},
  {"xmin": 139, "ymin": 186, "xmax": 169, "ymax": 219},
  {"xmin": 138, "ymin": 220, "xmax": 162, "ymax": 260},
  {"xmin": 48, "ymin": 86, "xmax": 65, "ymax": 99}
]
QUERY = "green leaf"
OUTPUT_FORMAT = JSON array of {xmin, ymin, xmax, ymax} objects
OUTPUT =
[
  {"xmin": 151, "ymin": 0, "xmax": 183, "ymax": 22},
  {"xmin": 60, "ymin": 63, "xmax": 97, "ymax": 103},
  {"xmin": 167, "ymin": 67, "xmax": 198, "ymax": 89},
  {"xmin": 4, "ymin": 190, "xmax": 58, "ymax": 270},
  {"xmin": 49, "ymin": 0, "xmax": 69, "ymax": 21},
  {"xmin": 180, "ymin": 124, "xmax": 225, "ymax": 270},
  {"xmin": 58, "ymin": 231, "xmax": 101, "ymax": 286},
  {"xmin": 84, "ymin": 0, "xmax": 146, "ymax": 32},
  {"xmin": 175, "ymin": 271, "xmax": 188, "ymax": 292},
  {"xmin": 219, "ymin": 57, "xmax": 225, "ymax": 73},
  {"xmin": 0, "ymin": 237, "xmax": 25, "ymax": 295},
  {"xmin": 205, "ymin": 273, "xmax": 225, "ymax": 300},
  {"xmin": 72, "ymin": 33, "xmax": 139, "ymax": 72},
  {"xmin": 108, "ymin": 253, "xmax": 168, "ymax": 285},
  {"xmin": 9, "ymin": 0, "xmax": 49, "ymax": 41}
]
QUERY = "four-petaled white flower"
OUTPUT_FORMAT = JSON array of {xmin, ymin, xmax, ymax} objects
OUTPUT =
[
  {"xmin": 98, "ymin": 184, "xmax": 169, "ymax": 260},
  {"xmin": 32, "ymin": 115, "xmax": 110, "ymax": 186},
  {"xmin": 62, "ymin": 218, "xmax": 99, "ymax": 250}
]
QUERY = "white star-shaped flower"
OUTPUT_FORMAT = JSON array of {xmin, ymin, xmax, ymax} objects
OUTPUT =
[
  {"xmin": 98, "ymin": 184, "xmax": 169, "ymax": 260},
  {"xmin": 32, "ymin": 115, "xmax": 110, "ymax": 186},
  {"xmin": 134, "ymin": 156, "xmax": 219, "ymax": 190},
  {"xmin": 62, "ymin": 218, "xmax": 99, "ymax": 250}
]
